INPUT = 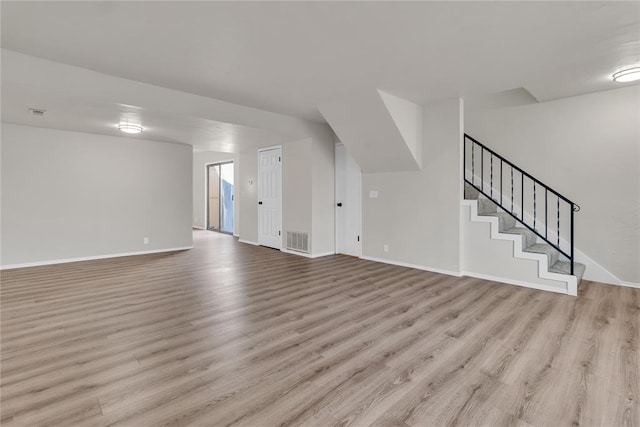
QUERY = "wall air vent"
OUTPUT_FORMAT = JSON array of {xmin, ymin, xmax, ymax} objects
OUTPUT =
[
  {"xmin": 286, "ymin": 231, "xmax": 309, "ymax": 253},
  {"xmin": 28, "ymin": 108, "xmax": 46, "ymax": 117}
]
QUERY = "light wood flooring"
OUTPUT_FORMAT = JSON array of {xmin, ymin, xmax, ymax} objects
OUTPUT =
[{"xmin": 1, "ymin": 230, "xmax": 638, "ymax": 427}]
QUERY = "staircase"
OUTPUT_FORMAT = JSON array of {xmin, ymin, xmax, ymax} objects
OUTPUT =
[{"xmin": 463, "ymin": 134, "xmax": 586, "ymax": 296}]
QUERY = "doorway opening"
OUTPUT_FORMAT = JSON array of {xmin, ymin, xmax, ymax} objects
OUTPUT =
[{"xmin": 207, "ymin": 162, "xmax": 234, "ymax": 234}]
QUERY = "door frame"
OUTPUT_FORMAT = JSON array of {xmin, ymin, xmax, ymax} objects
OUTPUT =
[
  {"xmin": 257, "ymin": 145, "xmax": 283, "ymax": 249},
  {"xmin": 334, "ymin": 143, "xmax": 362, "ymax": 257},
  {"xmin": 206, "ymin": 160, "xmax": 234, "ymax": 235}
]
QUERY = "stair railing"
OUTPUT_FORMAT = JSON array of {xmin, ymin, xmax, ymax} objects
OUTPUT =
[{"xmin": 463, "ymin": 134, "xmax": 580, "ymax": 275}]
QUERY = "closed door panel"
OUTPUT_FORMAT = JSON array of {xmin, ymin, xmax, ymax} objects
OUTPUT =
[
  {"xmin": 258, "ymin": 147, "xmax": 282, "ymax": 249},
  {"xmin": 335, "ymin": 144, "xmax": 361, "ymax": 257}
]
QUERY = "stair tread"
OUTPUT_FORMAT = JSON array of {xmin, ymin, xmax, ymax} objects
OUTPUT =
[
  {"xmin": 503, "ymin": 227, "xmax": 534, "ymax": 236},
  {"xmin": 550, "ymin": 261, "xmax": 586, "ymax": 282},
  {"xmin": 480, "ymin": 211, "xmax": 512, "ymax": 218},
  {"xmin": 524, "ymin": 243, "xmax": 559, "ymax": 256},
  {"xmin": 501, "ymin": 226, "xmax": 538, "ymax": 250}
]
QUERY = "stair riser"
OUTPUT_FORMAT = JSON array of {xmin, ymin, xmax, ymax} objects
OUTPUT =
[
  {"xmin": 464, "ymin": 187, "xmax": 479, "ymax": 200},
  {"xmin": 522, "ymin": 231, "xmax": 537, "ymax": 248},
  {"xmin": 477, "ymin": 198, "xmax": 497, "ymax": 214},
  {"xmin": 498, "ymin": 217, "xmax": 516, "ymax": 232}
]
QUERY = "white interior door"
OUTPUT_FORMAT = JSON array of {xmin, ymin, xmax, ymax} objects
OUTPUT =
[
  {"xmin": 335, "ymin": 143, "xmax": 361, "ymax": 257},
  {"xmin": 258, "ymin": 147, "xmax": 282, "ymax": 249}
]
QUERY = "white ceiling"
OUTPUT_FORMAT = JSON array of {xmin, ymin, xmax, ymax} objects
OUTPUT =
[
  {"xmin": 1, "ymin": 49, "xmax": 323, "ymax": 152},
  {"xmin": 1, "ymin": 83, "xmax": 291, "ymax": 153},
  {"xmin": 1, "ymin": 1, "xmax": 639, "ymax": 146}
]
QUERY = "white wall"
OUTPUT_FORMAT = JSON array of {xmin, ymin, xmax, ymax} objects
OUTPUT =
[
  {"xmin": 192, "ymin": 151, "xmax": 239, "ymax": 233},
  {"xmin": 239, "ymin": 140, "xmax": 313, "ymax": 248},
  {"xmin": 283, "ymin": 139, "xmax": 313, "ymax": 244},
  {"xmin": 361, "ymin": 98, "xmax": 463, "ymax": 273},
  {"xmin": 466, "ymin": 86, "xmax": 640, "ymax": 284},
  {"xmin": 311, "ymin": 134, "xmax": 336, "ymax": 255},
  {"xmin": 1, "ymin": 123, "xmax": 193, "ymax": 267},
  {"xmin": 238, "ymin": 148, "xmax": 259, "ymax": 243},
  {"xmin": 237, "ymin": 126, "xmax": 336, "ymax": 256}
]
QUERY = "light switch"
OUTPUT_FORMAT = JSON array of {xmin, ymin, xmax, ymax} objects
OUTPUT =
[{"xmin": 369, "ymin": 190, "xmax": 379, "ymax": 199}]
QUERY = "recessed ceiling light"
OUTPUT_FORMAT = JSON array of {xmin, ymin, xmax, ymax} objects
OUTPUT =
[
  {"xmin": 612, "ymin": 67, "xmax": 640, "ymax": 83},
  {"xmin": 117, "ymin": 123, "xmax": 143, "ymax": 134}
]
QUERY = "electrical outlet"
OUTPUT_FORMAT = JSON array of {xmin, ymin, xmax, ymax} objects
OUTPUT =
[
  {"xmin": 383, "ymin": 244, "xmax": 389, "ymax": 253},
  {"xmin": 143, "ymin": 237, "xmax": 149, "ymax": 245}
]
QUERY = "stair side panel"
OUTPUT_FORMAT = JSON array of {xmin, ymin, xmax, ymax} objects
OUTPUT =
[{"xmin": 462, "ymin": 201, "xmax": 573, "ymax": 295}]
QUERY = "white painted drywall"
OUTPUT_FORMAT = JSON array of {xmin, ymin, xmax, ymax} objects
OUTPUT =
[
  {"xmin": 237, "ymin": 129, "xmax": 336, "ymax": 257},
  {"xmin": 282, "ymin": 139, "xmax": 313, "ymax": 246},
  {"xmin": 192, "ymin": 151, "xmax": 239, "ymax": 233},
  {"xmin": 464, "ymin": 87, "xmax": 539, "ymax": 112},
  {"xmin": 466, "ymin": 86, "xmax": 640, "ymax": 284},
  {"xmin": 378, "ymin": 90, "xmax": 422, "ymax": 169},
  {"xmin": 1, "ymin": 123, "xmax": 193, "ymax": 267},
  {"xmin": 238, "ymin": 149, "xmax": 259, "ymax": 244},
  {"xmin": 238, "ymin": 140, "xmax": 313, "ymax": 247},
  {"xmin": 311, "ymin": 134, "xmax": 336, "ymax": 255},
  {"xmin": 319, "ymin": 89, "xmax": 421, "ymax": 173},
  {"xmin": 361, "ymin": 98, "xmax": 462, "ymax": 273}
]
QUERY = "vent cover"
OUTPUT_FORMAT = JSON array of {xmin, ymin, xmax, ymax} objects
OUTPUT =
[{"xmin": 286, "ymin": 231, "xmax": 309, "ymax": 253}]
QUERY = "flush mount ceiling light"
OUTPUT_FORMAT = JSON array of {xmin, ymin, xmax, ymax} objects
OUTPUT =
[
  {"xmin": 612, "ymin": 67, "xmax": 640, "ymax": 83},
  {"xmin": 117, "ymin": 123, "xmax": 143, "ymax": 134}
]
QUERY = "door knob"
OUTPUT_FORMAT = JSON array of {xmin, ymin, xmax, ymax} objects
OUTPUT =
[{"xmin": 337, "ymin": 202, "xmax": 343, "ymax": 207}]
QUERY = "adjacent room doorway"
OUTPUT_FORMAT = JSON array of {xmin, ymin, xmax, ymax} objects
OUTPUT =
[{"xmin": 207, "ymin": 161, "xmax": 234, "ymax": 234}]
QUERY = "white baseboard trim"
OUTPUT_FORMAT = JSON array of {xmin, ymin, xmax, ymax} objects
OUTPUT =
[
  {"xmin": 280, "ymin": 248, "xmax": 311, "ymax": 257},
  {"xmin": 312, "ymin": 251, "xmax": 336, "ymax": 258},
  {"xmin": 280, "ymin": 248, "xmax": 335, "ymax": 258},
  {"xmin": 360, "ymin": 255, "xmax": 463, "ymax": 278},
  {"xmin": 238, "ymin": 239, "xmax": 259, "ymax": 246},
  {"xmin": 0, "ymin": 246, "xmax": 194, "ymax": 270},
  {"xmin": 463, "ymin": 271, "xmax": 568, "ymax": 295},
  {"xmin": 619, "ymin": 281, "xmax": 640, "ymax": 289},
  {"xmin": 192, "ymin": 226, "xmax": 206, "ymax": 230},
  {"xmin": 233, "ymin": 233, "xmax": 239, "ymax": 238}
]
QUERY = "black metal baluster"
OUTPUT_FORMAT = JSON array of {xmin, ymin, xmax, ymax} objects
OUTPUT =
[
  {"xmin": 481, "ymin": 148, "xmax": 484, "ymax": 193},
  {"xmin": 557, "ymin": 198, "xmax": 560, "ymax": 247},
  {"xmin": 490, "ymin": 154, "xmax": 493, "ymax": 199},
  {"xmin": 464, "ymin": 137, "xmax": 466, "ymax": 182},
  {"xmin": 533, "ymin": 182, "xmax": 536, "ymax": 232},
  {"xmin": 500, "ymin": 159, "xmax": 503, "ymax": 206},
  {"xmin": 471, "ymin": 142, "xmax": 474, "ymax": 185},
  {"xmin": 521, "ymin": 173, "xmax": 524, "ymax": 221},
  {"xmin": 510, "ymin": 168, "xmax": 514, "ymax": 214},
  {"xmin": 545, "ymin": 189, "xmax": 548, "ymax": 240}
]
